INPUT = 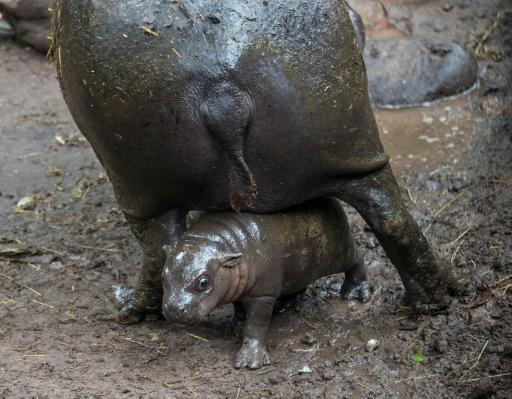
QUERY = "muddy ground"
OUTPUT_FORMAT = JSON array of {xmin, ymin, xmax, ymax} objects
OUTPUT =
[{"xmin": 1, "ymin": 0, "xmax": 511, "ymax": 398}]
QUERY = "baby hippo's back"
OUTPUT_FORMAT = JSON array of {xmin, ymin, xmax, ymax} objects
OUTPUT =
[{"xmin": 193, "ymin": 198, "xmax": 358, "ymax": 296}]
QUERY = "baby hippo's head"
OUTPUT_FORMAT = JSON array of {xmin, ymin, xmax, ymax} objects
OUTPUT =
[{"xmin": 162, "ymin": 239, "xmax": 244, "ymax": 324}]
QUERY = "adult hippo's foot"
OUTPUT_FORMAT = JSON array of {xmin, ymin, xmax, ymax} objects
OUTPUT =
[
  {"xmin": 115, "ymin": 287, "xmax": 162, "ymax": 324},
  {"xmin": 336, "ymin": 165, "xmax": 451, "ymax": 309},
  {"xmin": 116, "ymin": 209, "xmax": 186, "ymax": 324}
]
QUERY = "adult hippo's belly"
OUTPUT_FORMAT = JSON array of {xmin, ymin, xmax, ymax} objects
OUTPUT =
[
  {"xmin": 55, "ymin": 0, "xmax": 451, "ymax": 323},
  {"xmin": 55, "ymin": 0, "xmax": 388, "ymax": 218}
]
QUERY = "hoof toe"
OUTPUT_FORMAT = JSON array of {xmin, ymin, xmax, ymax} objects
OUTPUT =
[
  {"xmin": 113, "ymin": 286, "xmax": 162, "ymax": 324},
  {"xmin": 235, "ymin": 341, "xmax": 270, "ymax": 370},
  {"xmin": 116, "ymin": 304, "xmax": 145, "ymax": 324},
  {"xmin": 340, "ymin": 280, "xmax": 372, "ymax": 303},
  {"xmin": 407, "ymin": 295, "xmax": 451, "ymax": 315}
]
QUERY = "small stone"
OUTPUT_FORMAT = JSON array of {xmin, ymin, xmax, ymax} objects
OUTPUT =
[
  {"xmin": 85, "ymin": 270, "xmax": 100, "ymax": 281},
  {"xmin": 442, "ymin": 4, "xmax": 454, "ymax": 12},
  {"xmin": 365, "ymin": 339, "xmax": 379, "ymax": 352},
  {"xmin": 322, "ymin": 369, "xmax": 336, "ymax": 380},
  {"xmin": 15, "ymin": 195, "xmax": 37, "ymax": 212},
  {"xmin": 422, "ymin": 116, "xmax": 434, "ymax": 125},
  {"xmin": 298, "ymin": 365, "xmax": 313, "ymax": 374},
  {"xmin": 208, "ymin": 15, "xmax": 221, "ymax": 24},
  {"xmin": 48, "ymin": 261, "xmax": 65, "ymax": 273},
  {"xmin": 301, "ymin": 332, "xmax": 317, "ymax": 346}
]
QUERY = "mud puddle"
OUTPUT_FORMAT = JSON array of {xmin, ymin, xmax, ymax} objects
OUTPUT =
[{"xmin": 377, "ymin": 93, "xmax": 477, "ymax": 173}]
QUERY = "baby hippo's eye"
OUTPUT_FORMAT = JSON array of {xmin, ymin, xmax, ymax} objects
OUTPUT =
[{"xmin": 196, "ymin": 276, "xmax": 209, "ymax": 292}]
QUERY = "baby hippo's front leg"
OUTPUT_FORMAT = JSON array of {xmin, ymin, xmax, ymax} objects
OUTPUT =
[{"xmin": 235, "ymin": 296, "xmax": 276, "ymax": 370}]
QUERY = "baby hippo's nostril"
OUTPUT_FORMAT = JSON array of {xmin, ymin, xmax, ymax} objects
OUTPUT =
[{"xmin": 176, "ymin": 308, "xmax": 185, "ymax": 316}]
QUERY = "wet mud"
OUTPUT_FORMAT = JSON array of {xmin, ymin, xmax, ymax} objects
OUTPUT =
[{"xmin": 1, "ymin": 0, "xmax": 511, "ymax": 398}]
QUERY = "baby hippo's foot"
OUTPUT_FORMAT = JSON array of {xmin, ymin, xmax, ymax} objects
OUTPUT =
[
  {"xmin": 340, "ymin": 259, "xmax": 372, "ymax": 303},
  {"xmin": 340, "ymin": 280, "xmax": 372, "ymax": 303},
  {"xmin": 114, "ymin": 286, "xmax": 162, "ymax": 324},
  {"xmin": 235, "ymin": 339, "xmax": 270, "ymax": 370}
]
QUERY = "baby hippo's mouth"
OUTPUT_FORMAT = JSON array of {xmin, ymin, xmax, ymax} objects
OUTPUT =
[{"xmin": 162, "ymin": 302, "xmax": 201, "ymax": 325}]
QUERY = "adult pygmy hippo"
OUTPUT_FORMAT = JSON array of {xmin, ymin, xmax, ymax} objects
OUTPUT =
[
  {"xmin": 55, "ymin": 0, "xmax": 452, "ymax": 323},
  {"xmin": 163, "ymin": 199, "xmax": 370, "ymax": 369}
]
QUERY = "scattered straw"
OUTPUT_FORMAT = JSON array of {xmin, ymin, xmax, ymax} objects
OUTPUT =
[
  {"xmin": 31, "ymin": 299, "xmax": 55, "ymax": 310},
  {"xmin": 300, "ymin": 317, "xmax": 318, "ymax": 330},
  {"xmin": 18, "ymin": 151, "xmax": 44, "ymax": 159},
  {"xmin": 450, "ymin": 240, "xmax": 465, "ymax": 265},
  {"xmin": 450, "ymin": 218, "xmax": 482, "ymax": 246},
  {"xmin": 184, "ymin": 332, "xmax": 209, "ymax": 342},
  {"xmin": 0, "ymin": 272, "xmax": 42, "ymax": 297},
  {"xmin": 171, "ymin": 48, "xmax": 182, "ymax": 58},
  {"xmin": 393, "ymin": 374, "xmax": 438, "ymax": 383},
  {"xmin": 426, "ymin": 190, "xmax": 467, "ymax": 232},
  {"xmin": 406, "ymin": 188, "xmax": 417, "ymax": 206},
  {"xmin": 463, "ymin": 372, "xmax": 512, "ymax": 383},
  {"xmin": 475, "ymin": 11, "xmax": 503, "ymax": 56},
  {"xmin": 140, "ymin": 26, "xmax": 159, "ymax": 36},
  {"xmin": 77, "ymin": 244, "xmax": 120, "ymax": 253},
  {"xmin": 120, "ymin": 336, "xmax": 166, "ymax": 355},
  {"xmin": 495, "ymin": 274, "xmax": 512, "ymax": 285},
  {"xmin": 355, "ymin": 382, "xmax": 375, "ymax": 395},
  {"xmin": 256, "ymin": 366, "xmax": 276, "ymax": 375},
  {"xmin": 291, "ymin": 344, "xmax": 320, "ymax": 353},
  {"xmin": 460, "ymin": 340, "xmax": 489, "ymax": 381}
]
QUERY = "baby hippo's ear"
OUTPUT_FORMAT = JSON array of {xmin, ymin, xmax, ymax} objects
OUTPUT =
[{"xmin": 220, "ymin": 253, "xmax": 242, "ymax": 268}]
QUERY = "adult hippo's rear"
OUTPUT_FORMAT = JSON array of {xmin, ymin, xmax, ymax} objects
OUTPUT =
[{"xmin": 54, "ymin": 0, "xmax": 451, "ymax": 323}]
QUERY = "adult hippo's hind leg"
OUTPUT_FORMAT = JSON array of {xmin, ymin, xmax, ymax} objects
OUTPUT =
[
  {"xmin": 117, "ymin": 208, "xmax": 187, "ymax": 324},
  {"xmin": 336, "ymin": 165, "xmax": 451, "ymax": 309}
]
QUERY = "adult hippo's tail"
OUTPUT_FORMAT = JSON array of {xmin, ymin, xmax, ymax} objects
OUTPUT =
[{"xmin": 199, "ymin": 80, "xmax": 257, "ymax": 213}]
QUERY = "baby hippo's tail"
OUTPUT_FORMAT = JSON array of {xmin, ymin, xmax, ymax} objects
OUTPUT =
[{"xmin": 200, "ymin": 80, "xmax": 257, "ymax": 212}]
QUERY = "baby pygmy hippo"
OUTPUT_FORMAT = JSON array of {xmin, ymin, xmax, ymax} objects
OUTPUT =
[{"xmin": 162, "ymin": 198, "xmax": 371, "ymax": 370}]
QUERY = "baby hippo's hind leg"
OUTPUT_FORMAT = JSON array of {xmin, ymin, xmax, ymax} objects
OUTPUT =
[
  {"xmin": 340, "ymin": 254, "xmax": 372, "ymax": 303},
  {"xmin": 331, "ymin": 199, "xmax": 372, "ymax": 303}
]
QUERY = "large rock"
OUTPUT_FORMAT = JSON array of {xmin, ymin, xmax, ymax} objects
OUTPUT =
[
  {"xmin": 0, "ymin": 0, "xmax": 52, "ymax": 53},
  {"xmin": 365, "ymin": 36, "xmax": 478, "ymax": 107}
]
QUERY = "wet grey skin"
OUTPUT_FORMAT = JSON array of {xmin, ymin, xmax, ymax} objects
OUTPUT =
[
  {"xmin": 54, "ymin": 0, "xmax": 453, "ymax": 323},
  {"xmin": 162, "ymin": 199, "xmax": 370, "ymax": 370}
]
